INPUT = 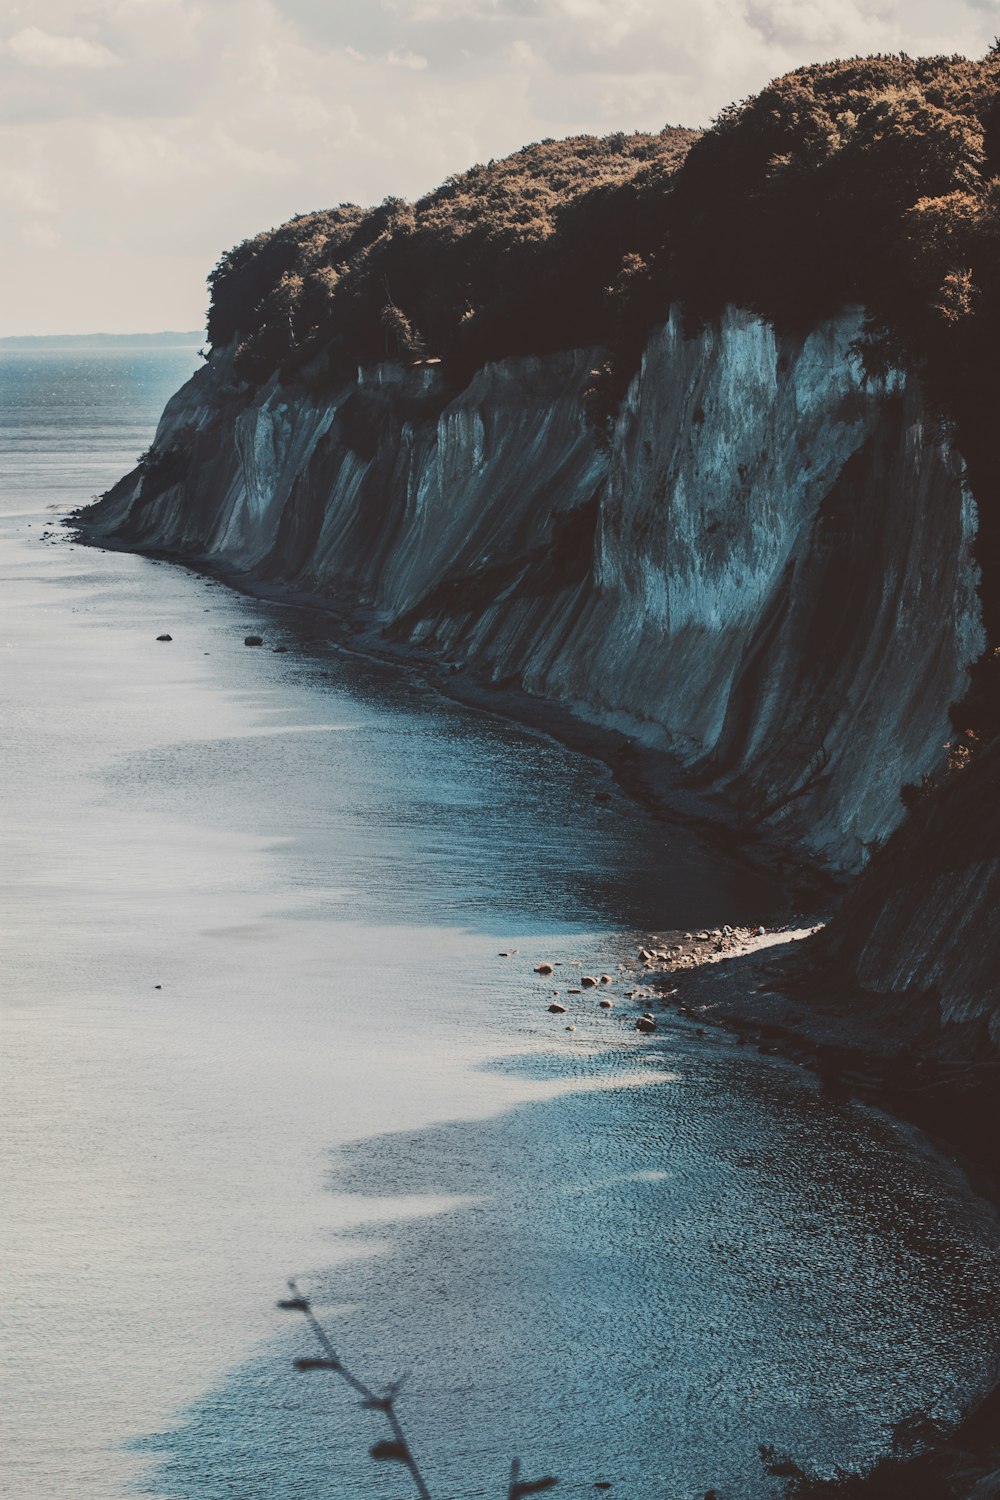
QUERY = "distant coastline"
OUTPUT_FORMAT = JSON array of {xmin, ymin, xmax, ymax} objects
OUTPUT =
[{"xmin": 0, "ymin": 331, "xmax": 203, "ymax": 350}]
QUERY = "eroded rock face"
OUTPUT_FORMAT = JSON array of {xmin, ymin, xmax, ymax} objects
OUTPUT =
[
  {"xmin": 821, "ymin": 737, "xmax": 1000, "ymax": 1051},
  {"xmin": 82, "ymin": 306, "xmax": 983, "ymax": 872}
]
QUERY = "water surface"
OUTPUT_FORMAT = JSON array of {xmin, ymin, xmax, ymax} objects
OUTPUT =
[{"xmin": 2, "ymin": 349, "xmax": 999, "ymax": 1500}]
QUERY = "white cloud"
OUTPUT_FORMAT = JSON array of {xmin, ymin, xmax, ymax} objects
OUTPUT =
[
  {"xmin": 22, "ymin": 220, "xmax": 61, "ymax": 249},
  {"xmin": 0, "ymin": 161, "xmax": 59, "ymax": 214},
  {"xmin": 0, "ymin": 0, "xmax": 996, "ymax": 335},
  {"xmin": 744, "ymin": 0, "xmax": 898, "ymax": 52},
  {"xmin": 386, "ymin": 45, "xmax": 429, "ymax": 68},
  {"xmin": 5, "ymin": 24, "xmax": 123, "ymax": 68}
]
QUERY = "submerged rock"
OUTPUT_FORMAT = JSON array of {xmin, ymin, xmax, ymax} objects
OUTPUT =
[{"xmin": 244, "ymin": 635, "xmax": 263, "ymax": 647}]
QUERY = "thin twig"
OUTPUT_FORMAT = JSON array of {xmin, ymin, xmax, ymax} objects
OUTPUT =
[{"xmin": 279, "ymin": 1278, "xmax": 433, "ymax": 1500}]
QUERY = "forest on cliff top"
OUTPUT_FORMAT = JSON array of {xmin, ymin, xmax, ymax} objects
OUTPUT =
[
  {"xmin": 205, "ymin": 50, "xmax": 1000, "ymax": 738},
  {"xmin": 206, "ymin": 53, "xmax": 1000, "ymax": 406}
]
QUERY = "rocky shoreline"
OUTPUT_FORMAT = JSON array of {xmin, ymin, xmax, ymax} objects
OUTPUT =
[
  {"xmin": 71, "ymin": 519, "xmax": 1000, "ymax": 1497},
  {"xmin": 73, "ymin": 517, "xmax": 997, "ymax": 1165},
  {"xmin": 518, "ymin": 923, "xmax": 1000, "ymax": 1498},
  {"xmin": 72, "ymin": 516, "xmax": 996, "ymax": 1155}
]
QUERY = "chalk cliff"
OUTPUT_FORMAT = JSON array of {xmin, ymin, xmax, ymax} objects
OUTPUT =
[{"xmin": 84, "ymin": 306, "xmax": 982, "ymax": 874}]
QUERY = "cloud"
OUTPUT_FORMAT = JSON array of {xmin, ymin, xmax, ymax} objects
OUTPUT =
[
  {"xmin": 5, "ymin": 25, "xmax": 123, "ymax": 69},
  {"xmin": 743, "ymin": 0, "xmax": 898, "ymax": 52},
  {"xmin": 1, "ymin": 0, "xmax": 997, "ymax": 335},
  {"xmin": 0, "ymin": 161, "xmax": 59, "ymax": 215},
  {"xmin": 22, "ymin": 220, "xmax": 61, "ymax": 249},
  {"xmin": 386, "ymin": 45, "xmax": 429, "ymax": 67}
]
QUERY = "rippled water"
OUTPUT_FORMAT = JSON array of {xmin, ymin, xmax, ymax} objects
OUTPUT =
[{"xmin": 2, "ymin": 350, "xmax": 999, "ymax": 1500}]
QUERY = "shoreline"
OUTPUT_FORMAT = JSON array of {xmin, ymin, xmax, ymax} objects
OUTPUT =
[
  {"xmin": 74, "ymin": 517, "xmax": 843, "ymax": 913},
  {"xmin": 538, "ymin": 916, "xmax": 1000, "ymax": 1494},
  {"xmin": 72, "ymin": 517, "xmax": 1000, "ymax": 1494},
  {"xmin": 72, "ymin": 520, "xmax": 996, "ymax": 1180}
]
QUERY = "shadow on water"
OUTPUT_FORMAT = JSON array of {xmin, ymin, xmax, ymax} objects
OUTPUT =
[
  {"xmin": 96, "ymin": 619, "xmax": 788, "ymax": 940},
  {"xmin": 133, "ymin": 1033, "xmax": 1000, "ymax": 1500}
]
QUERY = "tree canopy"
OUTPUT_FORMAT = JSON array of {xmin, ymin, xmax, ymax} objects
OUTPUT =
[
  {"xmin": 205, "ymin": 50, "xmax": 1000, "ymax": 737},
  {"xmin": 206, "ymin": 128, "xmax": 696, "ymax": 384}
]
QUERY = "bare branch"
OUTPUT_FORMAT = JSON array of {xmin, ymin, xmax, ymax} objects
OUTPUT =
[{"xmin": 278, "ymin": 1278, "xmax": 434, "ymax": 1500}]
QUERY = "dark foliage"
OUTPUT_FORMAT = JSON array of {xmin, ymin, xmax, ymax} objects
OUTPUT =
[
  {"xmin": 205, "ymin": 50, "xmax": 1000, "ymax": 732},
  {"xmin": 608, "ymin": 52, "xmax": 1000, "ymax": 738},
  {"xmin": 204, "ymin": 129, "xmax": 696, "ymax": 385},
  {"xmin": 136, "ymin": 427, "xmax": 195, "ymax": 501},
  {"xmin": 205, "ymin": 54, "xmax": 999, "ymax": 423}
]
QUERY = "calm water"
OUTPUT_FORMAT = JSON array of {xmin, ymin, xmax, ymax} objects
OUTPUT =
[{"xmin": 2, "ymin": 349, "xmax": 1000, "ymax": 1500}]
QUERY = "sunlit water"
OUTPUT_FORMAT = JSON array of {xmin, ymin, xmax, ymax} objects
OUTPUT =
[{"xmin": 2, "ymin": 349, "xmax": 999, "ymax": 1500}]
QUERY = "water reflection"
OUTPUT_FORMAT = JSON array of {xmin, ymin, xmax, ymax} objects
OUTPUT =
[
  {"xmin": 96, "ymin": 615, "xmax": 783, "ymax": 938},
  {"xmin": 138, "ymin": 1034, "xmax": 1000, "ymax": 1500},
  {"xmin": 9, "ymin": 347, "xmax": 998, "ymax": 1500}
]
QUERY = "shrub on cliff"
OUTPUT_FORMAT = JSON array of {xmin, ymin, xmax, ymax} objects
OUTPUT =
[
  {"xmin": 204, "ymin": 48, "xmax": 1000, "ymax": 735},
  {"xmin": 652, "ymin": 50, "xmax": 1000, "ymax": 739},
  {"xmin": 204, "ymin": 129, "xmax": 696, "ymax": 385},
  {"xmin": 205, "ymin": 54, "xmax": 1000, "ymax": 444}
]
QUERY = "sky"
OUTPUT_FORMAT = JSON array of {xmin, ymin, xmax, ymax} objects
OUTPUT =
[{"xmin": 1, "ymin": 0, "xmax": 997, "ymax": 337}]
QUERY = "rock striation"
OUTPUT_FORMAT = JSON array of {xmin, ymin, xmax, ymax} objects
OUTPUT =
[
  {"xmin": 83, "ymin": 305, "xmax": 983, "ymax": 873},
  {"xmin": 819, "ymin": 733, "xmax": 1000, "ymax": 1053}
]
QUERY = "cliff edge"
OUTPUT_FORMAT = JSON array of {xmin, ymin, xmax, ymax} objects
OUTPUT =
[{"xmin": 83, "ymin": 305, "xmax": 981, "ymax": 876}]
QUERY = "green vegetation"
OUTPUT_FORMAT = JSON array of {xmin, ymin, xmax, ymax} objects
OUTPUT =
[{"xmin": 205, "ymin": 49, "xmax": 1000, "ymax": 734}]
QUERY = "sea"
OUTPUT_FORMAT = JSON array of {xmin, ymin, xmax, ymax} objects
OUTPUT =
[{"xmin": 2, "ymin": 345, "xmax": 999, "ymax": 1500}]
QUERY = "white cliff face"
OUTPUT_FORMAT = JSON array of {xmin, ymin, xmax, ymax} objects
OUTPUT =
[
  {"xmin": 506, "ymin": 308, "xmax": 984, "ymax": 867},
  {"xmin": 85, "ymin": 307, "xmax": 983, "ymax": 873}
]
